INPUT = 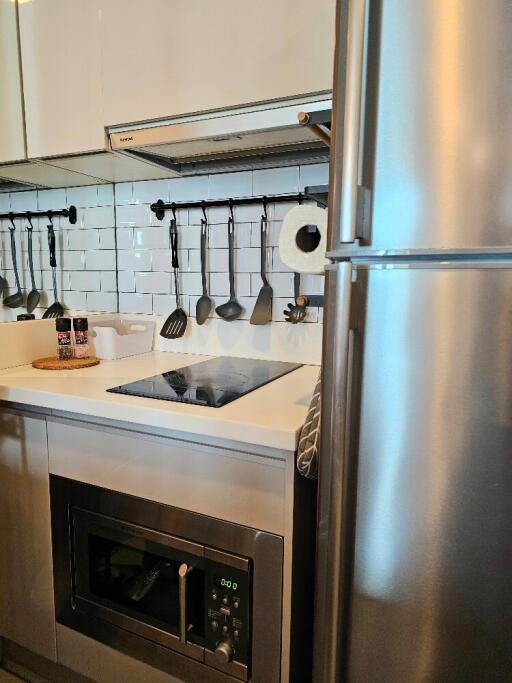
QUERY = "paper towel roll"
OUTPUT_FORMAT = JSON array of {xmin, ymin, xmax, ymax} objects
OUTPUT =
[{"xmin": 278, "ymin": 205, "xmax": 328, "ymax": 274}]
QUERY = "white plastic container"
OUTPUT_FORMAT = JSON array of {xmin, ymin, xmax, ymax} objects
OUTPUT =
[{"xmin": 88, "ymin": 318, "xmax": 155, "ymax": 360}]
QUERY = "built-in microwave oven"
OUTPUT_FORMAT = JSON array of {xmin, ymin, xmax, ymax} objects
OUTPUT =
[{"xmin": 50, "ymin": 476, "xmax": 283, "ymax": 683}]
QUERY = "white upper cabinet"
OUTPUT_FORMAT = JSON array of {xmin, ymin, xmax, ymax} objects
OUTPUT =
[
  {"xmin": 99, "ymin": 0, "xmax": 336, "ymax": 127},
  {"xmin": 15, "ymin": 0, "xmax": 335, "ymax": 160},
  {"xmin": 18, "ymin": 0, "xmax": 105, "ymax": 158},
  {"xmin": 0, "ymin": 0, "xmax": 26, "ymax": 163}
]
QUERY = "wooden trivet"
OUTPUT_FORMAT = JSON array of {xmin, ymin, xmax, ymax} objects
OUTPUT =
[{"xmin": 32, "ymin": 356, "xmax": 100, "ymax": 370}]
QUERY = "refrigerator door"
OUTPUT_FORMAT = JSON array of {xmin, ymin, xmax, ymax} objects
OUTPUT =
[
  {"xmin": 328, "ymin": 0, "xmax": 512, "ymax": 254},
  {"xmin": 315, "ymin": 261, "xmax": 512, "ymax": 682}
]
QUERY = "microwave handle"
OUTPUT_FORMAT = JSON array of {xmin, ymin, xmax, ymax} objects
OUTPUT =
[{"xmin": 179, "ymin": 563, "xmax": 193, "ymax": 643}]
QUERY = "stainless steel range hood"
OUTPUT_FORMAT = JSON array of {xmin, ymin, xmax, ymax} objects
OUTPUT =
[{"xmin": 108, "ymin": 95, "xmax": 331, "ymax": 176}]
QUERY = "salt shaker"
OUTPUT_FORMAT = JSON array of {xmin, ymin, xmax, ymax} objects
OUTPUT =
[
  {"xmin": 56, "ymin": 318, "xmax": 74, "ymax": 360},
  {"xmin": 73, "ymin": 317, "xmax": 90, "ymax": 359}
]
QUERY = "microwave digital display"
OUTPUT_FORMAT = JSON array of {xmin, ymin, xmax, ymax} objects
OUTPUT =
[{"xmin": 214, "ymin": 575, "xmax": 239, "ymax": 592}]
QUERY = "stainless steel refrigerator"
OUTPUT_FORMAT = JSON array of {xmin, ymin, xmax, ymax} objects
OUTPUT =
[{"xmin": 314, "ymin": 1, "xmax": 512, "ymax": 681}]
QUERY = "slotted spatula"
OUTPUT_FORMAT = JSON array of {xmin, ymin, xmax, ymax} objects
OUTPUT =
[
  {"xmin": 250, "ymin": 213, "xmax": 273, "ymax": 325},
  {"xmin": 42, "ymin": 223, "xmax": 65, "ymax": 319},
  {"xmin": 160, "ymin": 216, "xmax": 187, "ymax": 339}
]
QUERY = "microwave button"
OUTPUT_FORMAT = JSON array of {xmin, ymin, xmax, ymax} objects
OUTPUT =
[
  {"xmin": 211, "ymin": 620, "xmax": 218, "ymax": 632},
  {"xmin": 222, "ymin": 624, "xmax": 229, "ymax": 634},
  {"xmin": 211, "ymin": 590, "xmax": 218, "ymax": 601},
  {"xmin": 220, "ymin": 606, "xmax": 231, "ymax": 617},
  {"xmin": 234, "ymin": 629, "xmax": 239, "ymax": 639},
  {"xmin": 233, "ymin": 597, "xmax": 240, "ymax": 609},
  {"xmin": 222, "ymin": 595, "xmax": 229, "ymax": 605}
]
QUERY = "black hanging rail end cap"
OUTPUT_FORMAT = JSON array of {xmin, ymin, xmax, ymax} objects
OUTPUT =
[
  {"xmin": 67, "ymin": 205, "xmax": 78, "ymax": 225},
  {"xmin": 152, "ymin": 199, "xmax": 166, "ymax": 221}
]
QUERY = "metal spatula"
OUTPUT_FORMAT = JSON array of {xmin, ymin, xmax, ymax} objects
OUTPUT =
[
  {"xmin": 250, "ymin": 214, "xmax": 273, "ymax": 325},
  {"xmin": 160, "ymin": 217, "xmax": 187, "ymax": 339},
  {"xmin": 42, "ymin": 223, "xmax": 65, "ymax": 319}
]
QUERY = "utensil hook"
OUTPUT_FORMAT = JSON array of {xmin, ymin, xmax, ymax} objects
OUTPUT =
[
  {"xmin": 26, "ymin": 212, "xmax": 34, "ymax": 231},
  {"xmin": 8, "ymin": 214, "xmax": 16, "ymax": 232},
  {"xmin": 47, "ymin": 211, "xmax": 54, "ymax": 226},
  {"xmin": 201, "ymin": 200, "xmax": 208, "ymax": 224},
  {"xmin": 298, "ymin": 192, "xmax": 303, "ymax": 205},
  {"xmin": 170, "ymin": 203, "xmax": 177, "ymax": 223},
  {"xmin": 228, "ymin": 198, "xmax": 234, "ymax": 223},
  {"xmin": 262, "ymin": 196, "xmax": 268, "ymax": 221}
]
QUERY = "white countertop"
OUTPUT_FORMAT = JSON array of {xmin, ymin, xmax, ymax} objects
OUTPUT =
[{"xmin": 0, "ymin": 352, "xmax": 319, "ymax": 452}]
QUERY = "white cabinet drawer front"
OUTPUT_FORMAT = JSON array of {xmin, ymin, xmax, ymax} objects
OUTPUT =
[{"xmin": 48, "ymin": 419, "xmax": 286, "ymax": 535}]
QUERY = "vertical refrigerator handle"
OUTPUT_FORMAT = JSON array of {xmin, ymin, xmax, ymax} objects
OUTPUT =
[
  {"xmin": 329, "ymin": 0, "xmax": 368, "ymax": 246},
  {"xmin": 313, "ymin": 262, "xmax": 355, "ymax": 683}
]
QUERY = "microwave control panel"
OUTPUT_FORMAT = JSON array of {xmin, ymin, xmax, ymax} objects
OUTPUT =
[{"xmin": 204, "ymin": 555, "xmax": 251, "ymax": 672}]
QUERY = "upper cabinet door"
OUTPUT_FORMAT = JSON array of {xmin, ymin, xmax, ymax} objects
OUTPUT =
[
  {"xmin": 0, "ymin": 0, "xmax": 26, "ymax": 163},
  {"xmin": 18, "ymin": 0, "xmax": 105, "ymax": 158},
  {"xmin": 99, "ymin": 0, "xmax": 336, "ymax": 127}
]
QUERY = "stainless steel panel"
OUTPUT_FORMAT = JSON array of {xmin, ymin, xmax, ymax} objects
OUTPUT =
[
  {"xmin": 330, "ymin": 0, "xmax": 512, "ymax": 251},
  {"xmin": 346, "ymin": 265, "xmax": 512, "ymax": 681},
  {"xmin": 313, "ymin": 262, "xmax": 354, "ymax": 683}
]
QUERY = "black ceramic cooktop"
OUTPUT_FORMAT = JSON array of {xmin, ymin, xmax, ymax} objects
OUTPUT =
[{"xmin": 107, "ymin": 356, "xmax": 302, "ymax": 408}]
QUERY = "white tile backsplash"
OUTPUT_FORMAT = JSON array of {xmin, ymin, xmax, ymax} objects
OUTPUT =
[
  {"xmin": 0, "ymin": 164, "xmax": 326, "ymax": 326},
  {"xmin": 135, "ymin": 271, "xmax": 171, "ymax": 294}
]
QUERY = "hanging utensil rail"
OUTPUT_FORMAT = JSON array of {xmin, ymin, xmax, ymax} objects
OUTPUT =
[
  {"xmin": 150, "ymin": 189, "xmax": 327, "ymax": 220},
  {"xmin": 0, "ymin": 205, "xmax": 78, "ymax": 224}
]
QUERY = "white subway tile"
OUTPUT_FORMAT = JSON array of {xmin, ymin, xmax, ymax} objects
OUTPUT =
[
  {"xmin": 67, "ymin": 229, "xmax": 100, "ymax": 251},
  {"xmin": 85, "ymin": 250, "xmax": 116, "ymax": 271},
  {"xmin": 235, "ymin": 223, "xmax": 252, "ymax": 249},
  {"xmin": 153, "ymin": 294, "xmax": 176, "ymax": 317},
  {"xmin": 114, "ymin": 182, "xmax": 133, "ymax": 205},
  {"xmin": 209, "ymin": 272, "xmax": 230, "ymax": 297},
  {"xmin": 69, "ymin": 271, "xmax": 101, "ymax": 292},
  {"xmin": 118, "ymin": 250, "xmax": 152, "ymax": 272},
  {"xmin": 37, "ymin": 188, "xmax": 66, "ymax": 211},
  {"xmin": 61, "ymin": 251, "xmax": 85, "ymax": 271},
  {"xmin": 0, "ymin": 194, "xmax": 10, "ymax": 212},
  {"xmin": 98, "ymin": 228, "xmax": 116, "ymax": 249},
  {"xmin": 11, "ymin": 190, "xmax": 38, "ymax": 212},
  {"xmin": 66, "ymin": 185, "xmax": 99, "ymax": 208},
  {"xmin": 208, "ymin": 171, "xmax": 252, "ymax": 199},
  {"xmin": 187, "ymin": 249, "xmax": 201, "ymax": 272},
  {"xmin": 235, "ymin": 247, "xmax": 260, "ymax": 273},
  {"xmin": 119, "ymin": 293, "xmax": 153, "ymax": 314},
  {"xmin": 180, "ymin": 272, "xmax": 203, "ymax": 295},
  {"xmin": 208, "ymin": 224, "xmax": 228, "ymax": 249},
  {"xmin": 97, "ymin": 184, "xmax": 115, "ymax": 206},
  {"xmin": 270, "ymin": 246, "xmax": 291, "ymax": 272},
  {"xmin": 234, "ymin": 204, "xmax": 263, "ymax": 223},
  {"xmin": 210, "ymin": 272, "xmax": 250, "ymax": 297},
  {"xmin": 267, "ymin": 272, "xmax": 295, "ymax": 297},
  {"xmin": 116, "ymin": 203, "xmax": 151, "ymax": 227},
  {"xmin": 135, "ymin": 271, "xmax": 171, "ymax": 294},
  {"xmin": 61, "ymin": 290, "xmax": 87, "ymax": 311},
  {"xmin": 101, "ymin": 271, "xmax": 117, "ymax": 292},
  {"xmin": 179, "ymin": 225, "xmax": 201, "ymax": 249},
  {"xmin": 86, "ymin": 292, "xmax": 117, "ymax": 312},
  {"xmin": 299, "ymin": 162, "xmax": 329, "ymax": 189},
  {"xmin": 169, "ymin": 175, "xmax": 208, "ymax": 202},
  {"xmin": 269, "ymin": 201, "xmax": 298, "ymax": 222},
  {"xmin": 132, "ymin": 179, "xmax": 170, "ymax": 205},
  {"xmin": 118, "ymin": 271, "xmax": 135, "ymax": 292},
  {"xmin": 209, "ymin": 248, "xmax": 229, "ymax": 272},
  {"xmin": 43, "ymin": 269, "xmax": 69, "ymax": 291},
  {"xmin": 300, "ymin": 274, "xmax": 325, "ymax": 296},
  {"xmin": 150, "ymin": 249, "xmax": 176, "ymax": 272},
  {"xmin": 116, "ymin": 228, "xmax": 133, "ymax": 250},
  {"xmin": 83, "ymin": 205, "xmax": 115, "ymax": 229},
  {"xmin": 253, "ymin": 166, "xmax": 300, "ymax": 195},
  {"xmin": 133, "ymin": 227, "xmax": 168, "ymax": 250}
]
